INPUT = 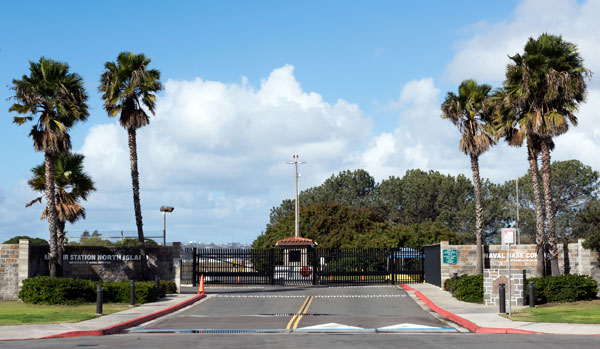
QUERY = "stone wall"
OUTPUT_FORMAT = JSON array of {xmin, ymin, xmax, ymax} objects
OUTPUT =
[
  {"xmin": 0, "ymin": 241, "xmax": 181, "ymax": 300},
  {"xmin": 484, "ymin": 269, "xmax": 526, "ymax": 306},
  {"xmin": 439, "ymin": 239, "xmax": 600, "ymax": 306},
  {"xmin": 0, "ymin": 243, "xmax": 20, "ymax": 300},
  {"xmin": 0, "ymin": 240, "xmax": 30, "ymax": 301}
]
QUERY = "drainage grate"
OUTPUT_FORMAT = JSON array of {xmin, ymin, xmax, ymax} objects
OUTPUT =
[
  {"xmin": 133, "ymin": 328, "xmax": 289, "ymax": 334},
  {"xmin": 259, "ymin": 313, "xmax": 333, "ymax": 317}
]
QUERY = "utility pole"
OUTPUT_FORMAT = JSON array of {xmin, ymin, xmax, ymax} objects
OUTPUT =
[{"xmin": 286, "ymin": 155, "xmax": 305, "ymax": 238}]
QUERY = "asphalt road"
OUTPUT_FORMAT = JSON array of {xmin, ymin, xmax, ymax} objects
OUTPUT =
[
  {"xmin": 4, "ymin": 333, "xmax": 600, "ymax": 349},
  {"xmin": 4, "ymin": 286, "xmax": 600, "ymax": 348},
  {"xmin": 133, "ymin": 285, "xmax": 452, "ymax": 332}
]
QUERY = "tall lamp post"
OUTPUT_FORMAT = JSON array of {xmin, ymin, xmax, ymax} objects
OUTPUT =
[
  {"xmin": 286, "ymin": 155, "xmax": 305, "ymax": 238},
  {"xmin": 160, "ymin": 206, "xmax": 174, "ymax": 246}
]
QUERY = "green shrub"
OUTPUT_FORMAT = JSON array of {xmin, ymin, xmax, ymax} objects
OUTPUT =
[
  {"xmin": 101, "ymin": 281, "xmax": 161, "ymax": 303},
  {"xmin": 452, "ymin": 274, "xmax": 483, "ymax": 303},
  {"xmin": 19, "ymin": 276, "xmax": 96, "ymax": 304},
  {"xmin": 19, "ymin": 277, "xmax": 173, "ymax": 305},
  {"xmin": 443, "ymin": 277, "xmax": 457, "ymax": 292},
  {"xmin": 3, "ymin": 235, "xmax": 48, "ymax": 245},
  {"xmin": 160, "ymin": 280, "xmax": 178, "ymax": 294},
  {"xmin": 525, "ymin": 274, "xmax": 598, "ymax": 304}
]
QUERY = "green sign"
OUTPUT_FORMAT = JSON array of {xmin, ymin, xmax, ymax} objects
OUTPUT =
[{"xmin": 443, "ymin": 249, "xmax": 457, "ymax": 264}]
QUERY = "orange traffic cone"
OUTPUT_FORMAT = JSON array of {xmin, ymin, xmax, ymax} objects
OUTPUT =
[
  {"xmin": 237, "ymin": 276, "xmax": 241, "ymax": 284},
  {"xmin": 361, "ymin": 269, "xmax": 365, "ymax": 281},
  {"xmin": 198, "ymin": 274, "xmax": 205, "ymax": 295}
]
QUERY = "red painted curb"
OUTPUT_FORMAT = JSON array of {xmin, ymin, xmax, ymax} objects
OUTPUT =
[
  {"xmin": 410, "ymin": 289, "xmax": 544, "ymax": 335},
  {"xmin": 399, "ymin": 284, "xmax": 415, "ymax": 291},
  {"xmin": 2, "ymin": 292, "xmax": 206, "ymax": 341}
]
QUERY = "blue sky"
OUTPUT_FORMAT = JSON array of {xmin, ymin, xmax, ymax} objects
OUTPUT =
[{"xmin": 2, "ymin": 0, "xmax": 599, "ymax": 244}]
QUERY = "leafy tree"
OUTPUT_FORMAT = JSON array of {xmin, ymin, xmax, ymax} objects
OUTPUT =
[
  {"xmin": 255, "ymin": 202, "xmax": 458, "ymax": 250},
  {"xmin": 552, "ymin": 160, "xmax": 599, "ymax": 242},
  {"xmin": 9, "ymin": 58, "xmax": 89, "ymax": 277},
  {"xmin": 267, "ymin": 170, "xmax": 377, "ymax": 228},
  {"xmin": 99, "ymin": 52, "xmax": 162, "ymax": 279},
  {"xmin": 3, "ymin": 236, "xmax": 48, "ymax": 245},
  {"xmin": 393, "ymin": 221, "xmax": 457, "ymax": 250},
  {"xmin": 256, "ymin": 203, "xmax": 390, "ymax": 249},
  {"xmin": 575, "ymin": 200, "xmax": 600, "ymax": 251},
  {"xmin": 115, "ymin": 238, "xmax": 159, "ymax": 247},
  {"xmin": 505, "ymin": 33, "xmax": 589, "ymax": 275},
  {"xmin": 302, "ymin": 169, "xmax": 377, "ymax": 208},
  {"xmin": 441, "ymin": 79, "xmax": 496, "ymax": 274},
  {"xmin": 26, "ymin": 152, "xmax": 95, "ymax": 269}
]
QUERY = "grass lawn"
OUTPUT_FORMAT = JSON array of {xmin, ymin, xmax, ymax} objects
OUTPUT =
[
  {"xmin": 506, "ymin": 300, "xmax": 600, "ymax": 324},
  {"xmin": 0, "ymin": 302, "xmax": 133, "ymax": 326}
]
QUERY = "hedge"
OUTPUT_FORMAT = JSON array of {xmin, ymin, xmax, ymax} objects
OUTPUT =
[
  {"xmin": 443, "ymin": 274, "xmax": 483, "ymax": 303},
  {"xmin": 18, "ymin": 276, "xmax": 177, "ymax": 305},
  {"xmin": 525, "ymin": 274, "xmax": 598, "ymax": 304}
]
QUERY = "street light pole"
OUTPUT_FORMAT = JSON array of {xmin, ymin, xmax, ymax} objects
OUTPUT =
[
  {"xmin": 159, "ymin": 206, "xmax": 174, "ymax": 245},
  {"xmin": 286, "ymin": 155, "xmax": 305, "ymax": 238},
  {"xmin": 516, "ymin": 177, "xmax": 520, "ymax": 244}
]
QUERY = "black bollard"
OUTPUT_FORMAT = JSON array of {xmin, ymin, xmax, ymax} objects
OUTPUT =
[
  {"xmin": 529, "ymin": 281, "xmax": 535, "ymax": 308},
  {"xmin": 155, "ymin": 275, "xmax": 160, "ymax": 300},
  {"xmin": 130, "ymin": 280, "xmax": 136, "ymax": 306},
  {"xmin": 452, "ymin": 273, "xmax": 458, "ymax": 293},
  {"xmin": 499, "ymin": 283, "xmax": 506, "ymax": 314},
  {"xmin": 96, "ymin": 284, "xmax": 103, "ymax": 315},
  {"xmin": 523, "ymin": 270, "xmax": 527, "ymax": 305}
]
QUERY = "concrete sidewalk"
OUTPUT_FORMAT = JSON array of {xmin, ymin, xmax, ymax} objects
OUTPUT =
[
  {"xmin": 0, "ymin": 292, "xmax": 204, "ymax": 341},
  {"xmin": 405, "ymin": 283, "xmax": 600, "ymax": 336}
]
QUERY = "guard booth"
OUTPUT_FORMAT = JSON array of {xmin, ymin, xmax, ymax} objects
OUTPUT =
[{"xmin": 274, "ymin": 236, "xmax": 317, "ymax": 285}]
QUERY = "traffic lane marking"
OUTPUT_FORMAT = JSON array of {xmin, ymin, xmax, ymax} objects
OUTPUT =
[
  {"xmin": 286, "ymin": 296, "xmax": 312, "ymax": 330},
  {"xmin": 292, "ymin": 296, "xmax": 314, "ymax": 329}
]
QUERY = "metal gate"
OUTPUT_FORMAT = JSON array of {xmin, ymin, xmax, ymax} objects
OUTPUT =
[
  {"xmin": 184, "ymin": 247, "xmax": 423, "ymax": 286},
  {"xmin": 423, "ymin": 244, "xmax": 441, "ymax": 287}
]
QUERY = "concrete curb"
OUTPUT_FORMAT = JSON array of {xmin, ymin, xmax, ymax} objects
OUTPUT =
[
  {"xmin": 400, "ymin": 284, "xmax": 540, "ymax": 335},
  {"xmin": 2, "ymin": 293, "xmax": 206, "ymax": 341}
]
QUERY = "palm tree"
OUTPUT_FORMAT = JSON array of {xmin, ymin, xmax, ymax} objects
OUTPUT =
[
  {"xmin": 99, "ymin": 52, "xmax": 162, "ymax": 279},
  {"xmin": 441, "ymin": 79, "xmax": 495, "ymax": 274},
  {"xmin": 491, "ymin": 88, "xmax": 548, "ymax": 276},
  {"xmin": 505, "ymin": 33, "xmax": 589, "ymax": 275},
  {"xmin": 10, "ymin": 58, "xmax": 88, "ymax": 277},
  {"xmin": 26, "ymin": 152, "xmax": 96, "ymax": 273}
]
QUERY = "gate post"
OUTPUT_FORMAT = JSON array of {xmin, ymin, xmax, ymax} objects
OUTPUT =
[
  {"xmin": 312, "ymin": 247, "xmax": 318, "ymax": 286},
  {"xmin": 420, "ymin": 247, "xmax": 425, "ymax": 283},
  {"xmin": 192, "ymin": 247, "xmax": 197, "ymax": 287},
  {"xmin": 269, "ymin": 248, "xmax": 275, "ymax": 285},
  {"xmin": 390, "ymin": 248, "xmax": 395, "ymax": 285}
]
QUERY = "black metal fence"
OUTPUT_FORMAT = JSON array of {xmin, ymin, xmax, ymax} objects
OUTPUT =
[{"xmin": 182, "ymin": 247, "xmax": 423, "ymax": 286}]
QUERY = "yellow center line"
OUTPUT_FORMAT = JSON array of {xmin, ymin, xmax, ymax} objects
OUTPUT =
[
  {"xmin": 292, "ymin": 296, "xmax": 314, "ymax": 329},
  {"xmin": 286, "ymin": 296, "xmax": 311, "ymax": 330}
]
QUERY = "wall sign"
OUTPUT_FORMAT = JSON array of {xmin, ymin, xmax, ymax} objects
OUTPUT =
[{"xmin": 443, "ymin": 249, "xmax": 457, "ymax": 264}]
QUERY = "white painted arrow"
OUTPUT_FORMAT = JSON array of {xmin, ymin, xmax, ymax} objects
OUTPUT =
[{"xmin": 297, "ymin": 323, "xmax": 364, "ymax": 330}]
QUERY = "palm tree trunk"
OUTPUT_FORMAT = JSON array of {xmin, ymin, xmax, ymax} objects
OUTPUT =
[
  {"xmin": 45, "ymin": 152, "xmax": 59, "ymax": 278},
  {"xmin": 541, "ymin": 138, "xmax": 559, "ymax": 276},
  {"xmin": 470, "ymin": 154, "xmax": 483, "ymax": 275},
  {"xmin": 57, "ymin": 220, "xmax": 66, "ymax": 277},
  {"xmin": 527, "ymin": 140, "xmax": 546, "ymax": 277},
  {"xmin": 128, "ymin": 128, "xmax": 147, "ymax": 280}
]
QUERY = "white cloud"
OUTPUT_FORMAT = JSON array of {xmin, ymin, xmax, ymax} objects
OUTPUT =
[
  {"xmin": 442, "ymin": 0, "xmax": 600, "ymax": 181},
  {"xmin": 445, "ymin": 0, "xmax": 600, "ymax": 86},
  {"xmin": 69, "ymin": 65, "xmax": 373, "ymax": 243}
]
